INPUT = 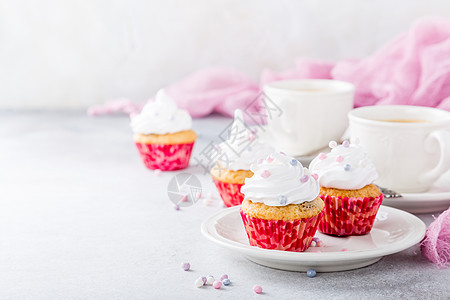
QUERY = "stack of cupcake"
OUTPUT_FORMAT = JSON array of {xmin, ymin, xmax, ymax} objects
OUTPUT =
[
  {"xmin": 130, "ymin": 89, "xmax": 197, "ymax": 171},
  {"xmin": 240, "ymin": 152, "xmax": 324, "ymax": 252},
  {"xmin": 210, "ymin": 109, "xmax": 273, "ymax": 207},
  {"xmin": 309, "ymin": 141, "xmax": 383, "ymax": 236}
]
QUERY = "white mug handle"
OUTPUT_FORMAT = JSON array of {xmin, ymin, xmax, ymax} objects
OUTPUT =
[{"xmin": 420, "ymin": 130, "xmax": 450, "ymax": 185}]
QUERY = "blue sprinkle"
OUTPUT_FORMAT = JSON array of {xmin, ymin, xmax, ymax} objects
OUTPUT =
[
  {"xmin": 279, "ymin": 195, "xmax": 287, "ymax": 205},
  {"xmin": 247, "ymin": 146, "xmax": 252, "ymax": 152},
  {"xmin": 307, "ymin": 269, "xmax": 316, "ymax": 278},
  {"xmin": 289, "ymin": 159, "xmax": 298, "ymax": 166},
  {"xmin": 222, "ymin": 278, "xmax": 231, "ymax": 286},
  {"xmin": 344, "ymin": 164, "xmax": 351, "ymax": 171}
]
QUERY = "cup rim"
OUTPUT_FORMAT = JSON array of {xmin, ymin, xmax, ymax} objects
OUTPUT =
[
  {"xmin": 348, "ymin": 105, "xmax": 450, "ymax": 127},
  {"xmin": 263, "ymin": 79, "xmax": 355, "ymax": 96}
]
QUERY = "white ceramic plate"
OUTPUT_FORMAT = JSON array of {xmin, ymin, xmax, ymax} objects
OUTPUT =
[
  {"xmin": 382, "ymin": 191, "xmax": 450, "ymax": 214},
  {"xmin": 201, "ymin": 205, "xmax": 426, "ymax": 272}
]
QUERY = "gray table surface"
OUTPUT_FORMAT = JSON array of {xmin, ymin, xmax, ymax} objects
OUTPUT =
[{"xmin": 1, "ymin": 111, "xmax": 449, "ymax": 300}]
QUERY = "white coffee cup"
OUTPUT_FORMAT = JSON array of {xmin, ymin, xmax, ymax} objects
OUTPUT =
[
  {"xmin": 263, "ymin": 79, "xmax": 354, "ymax": 156},
  {"xmin": 348, "ymin": 105, "xmax": 450, "ymax": 193}
]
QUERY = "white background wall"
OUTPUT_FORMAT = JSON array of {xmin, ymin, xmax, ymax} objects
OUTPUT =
[{"xmin": 2, "ymin": 0, "xmax": 450, "ymax": 109}]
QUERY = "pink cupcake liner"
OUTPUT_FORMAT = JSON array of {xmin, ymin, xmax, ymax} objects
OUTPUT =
[
  {"xmin": 135, "ymin": 142, "xmax": 194, "ymax": 171},
  {"xmin": 240, "ymin": 209, "xmax": 324, "ymax": 252},
  {"xmin": 212, "ymin": 178, "xmax": 245, "ymax": 207},
  {"xmin": 318, "ymin": 193, "xmax": 384, "ymax": 236}
]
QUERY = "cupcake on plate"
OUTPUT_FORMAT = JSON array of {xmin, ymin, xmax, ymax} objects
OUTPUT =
[
  {"xmin": 240, "ymin": 152, "xmax": 324, "ymax": 252},
  {"xmin": 130, "ymin": 89, "xmax": 197, "ymax": 171},
  {"xmin": 210, "ymin": 109, "xmax": 273, "ymax": 207},
  {"xmin": 309, "ymin": 141, "xmax": 383, "ymax": 236}
]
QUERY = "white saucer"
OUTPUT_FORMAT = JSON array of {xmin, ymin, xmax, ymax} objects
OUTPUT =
[
  {"xmin": 382, "ymin": 191, "xmax": 450, "ymax": 214},
  {"xmin": 201, "ymin": 205, "xmax": 426, "ymax": 272}
]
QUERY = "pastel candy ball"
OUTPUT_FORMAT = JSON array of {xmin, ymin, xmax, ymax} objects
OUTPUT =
[
  {"xmin": 222, "ymin": 278, "xmax": 231, "ymax": 286},
  {"xmin": 253, "ymin": 285, "xmax": 263, "ymax": 294},
  {"xmin": 344, "ymin": 164, "xmax": 351, "ymax": 171},
  {"xmin": 310, "ymin": 241, "xmax": 317, "ymax": 247},
  {"xmin": 290, "ymin": 159, "xmax": 298, "ymax": 166},
  {"xmin": 220, "ymin": 274, "xmax": 228, "ymax": 281},
  {"xmin": 342, "ymin": 140, "xmax": 350, "ymax": 148},
  {"xmin": 336, "ymin": 155, "xmax": 344, "ymax": 163},
  {"xmin": 201, "ymin": 277, "xmax": 207, "ymax": 285},
  {"xmin": 279, "ymin": 195, "xmax": 287, "ymax": 205},
  {"xmin": 307, "ymin": 269, "xmax": 317, "ymax": 278},
  {"xmin": 318, "ymin": 153, "xmax": 327, "ymax": 160},
  {"xmin": 329, "ymin": 141, "xmax": 337, "ymax": 148},
  {"xmin": 213, "ymin": 280, "xmax": 222, "ymax": 289},
  {"xmin": 181, "ymin": 262, "xmax": 190, "ymax": 271},
  {"xmin": 195, "ymin": 278, "xmax": 204, "ymax": 288},
  {"xmin": 206, "ymin": 276, "xmax": 215, "ymax": 285},
  {"xmin": 317, "ymin": 241, "xmax": 324, "ymax": 247}
]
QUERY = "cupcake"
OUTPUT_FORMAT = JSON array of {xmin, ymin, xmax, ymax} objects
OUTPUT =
[
  {"xmin": 130, "ymin": 89, "xmax": 197, "ymax": 171},
  {"xmin": 309, "ymin": 141, "xmax": 383, "ymax": 236},
  {"xmin": 240, "ymin": 152, "xmax": 324, "ymax": 252},
  {"xmin": 210, "ymin": 109, "xmax": 273, "ymax": 207}
]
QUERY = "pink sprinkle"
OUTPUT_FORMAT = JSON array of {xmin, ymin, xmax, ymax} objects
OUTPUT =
[
  {"xmin": 318, "ymin": 153, "xmax": 327, "ymax": 160},
  {"xmin": 311, "ymin": 173, "xmax": 319, "ymax": 181},
  {"xmin": 181, "ymin": 195, "xmax": 188, "ymax": 202},
  {"xmin": 266, "ymin": 156, "xmax": 274, "ymax": 163},
  {"xmin": 343, "ymin": 140, "xmax": 350, "ymax": 148},
  {"xmin": 248, "ymin": 133, "xmax": 255, "ymax": 141},
  {"xmin": 336, "ymin": 156, "xmax": 344, "ymax": 163},
  {"xmin": 300, "ymin": 175, "xmax": 309, "ymax": 183},
  {"xmin": 253, "ymin": 285, "xmax": 262, "ymax": 294},
  {"xmin": 341, "ymin": 248, "xmax": 348, "ymax": 252},
  {"xmin": 317, "ymin": 241, "xmax": 324, "ymax": 247},
  {"xmin": 261, "ymin": 170, "xmax": 271, "ymax": 178},
  {"xmin": 174, "ymin": 204, "xmax": 180, "ymax": 211},
  {"xmin": 213, "ymin": 281, "xmax": 222, "ymax": 289},
  {"xmin": 154, "ymin": 169, "xmax": 162, "ymax": 176}
]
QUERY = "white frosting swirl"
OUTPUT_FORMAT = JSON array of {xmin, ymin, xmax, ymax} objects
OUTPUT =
[
  {"xmin": 216, "ymin": 109, "xmax": 274, "ymax": 171},
  {"xmin": 241, "ymin": 152, "xmax": 320, "ymax": 206},
  {"xmin": 130, "ymin": 89, "xmax": 192, "ymax": 134},
  {"xmin": 309, "ymin": 141, "xmax": 378, "ymax": 190}
]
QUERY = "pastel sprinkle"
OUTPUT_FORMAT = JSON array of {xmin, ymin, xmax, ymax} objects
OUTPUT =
[
  {"xmin": 201, "ymin": 277, "xmax": 207, "ymax": 285},
  {"xmin": 195, "ymin": 278, "xmax": 204, "ymax": 288},
  {"xmin": 257, "ymin": 158, "xmax": 264, "ymax": 164},
  {"xmin": 311, "ymin": 173, "xmax": 319, "ymax": 181},
  {"xmin": 307, "ymin": 269, "xmax": 317, "ymax": 278},
  {"xmin": 247, "ymin": 146, "xmax": 252, "ymax": 152},
  {"xmin": 344, "ymin": 164, "xmax": 351, "ymax": 171},
  {"xmin": 181, "ymin": 195, "xmax": 188, "ymax": 202},
  {"xmin": 279, "ymin": 194, "xmax": 287, "ymax": 205},
  {"xmin": 341, "ymin": 248, "xmax": 348, "ymax": 252},
  {"xmin": 197, "ymin": 192, "xmax": 203, "ymax": 199},
  {"xmin": 343, "ymin": 140, "xmax": 350, "ymax": 148},
  {"xmin": 336, "ymin": 155, "xmax": 344, "ymax": 163},
  {"xmin": 261, "ymin": 170, "xmax": 271, "ymax": 178},
  {"xmin": 312, "ymin": 237, "xmax": 320, "ymax": 243},
  {"xmin": 220, "ymin": 274, "xmax": 228, "ymax": 281},
  {"xmin": 206, "ymin": 276, "xmax": 215, "ymax": 285},
  {"xmin": 253, "ymin": 285, "xmax": 263, "ymax": 294},
  {"xmin": 318, "ymin": 153, "xmax": 327, "ymax": 160},
  {"xmin": 248, "ymin": 133, "xmax": 255, "ymax": 141},
  {"xmin": 290, "ymin": 159, "xmax": 298, "ymax": 166},
  {"xmin": 300, "ymin": 175, "xmax": 309, "ymax": 183},
  {"xmin": 174, "ymin": 204, "xmax": 180, "ymax": 211},
  {"xmin": 317, "ymin": 241, "xmax": 324, "ymax": 247},
  {"xmin": 214, "ymin": 144, "xmax": 221, "ymax": 150},
  {"xmin": 280, "ymin": 152, "xmax": 286, "ymax": 155},
  {"xmin": 310, "ymin": 241, "xmax": 317, "ymax": 247},
  {"xmin": 154, "ymin": 169, "xmax": 162, "ymax": 176},
  {"xmin": 222, "ymin": 278, "xmax": 231, "ymax": 286},
  {"xmin": 213, "ymin": 280, "xmax": 222, "ymax": 289},
  {"xmin": 329, "ymin": 141, "xmax": 337, "ymax": 148},
  {"xmin": 181, "ymin": 262, "xmax": 190, "ymax": 271},
  {"xmin": 266, "ymin": 156, "xmax": 274, "ymax": 163}
]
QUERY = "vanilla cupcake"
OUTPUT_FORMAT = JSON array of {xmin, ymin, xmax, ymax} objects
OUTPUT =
[
  {"xmin": 131, "ymin": 89, "xmax": 197, "ymax": 171},
  {"xmin": 309, "ymin": 141, "xmax": 383, "ymax": 236},
  {"xmin": 240, "ymin": 152, "xmax": 324, "ymax": 252},
  {"xmin": 210, "ymin": 109, "xmax": 273, "ymax": 207}
]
